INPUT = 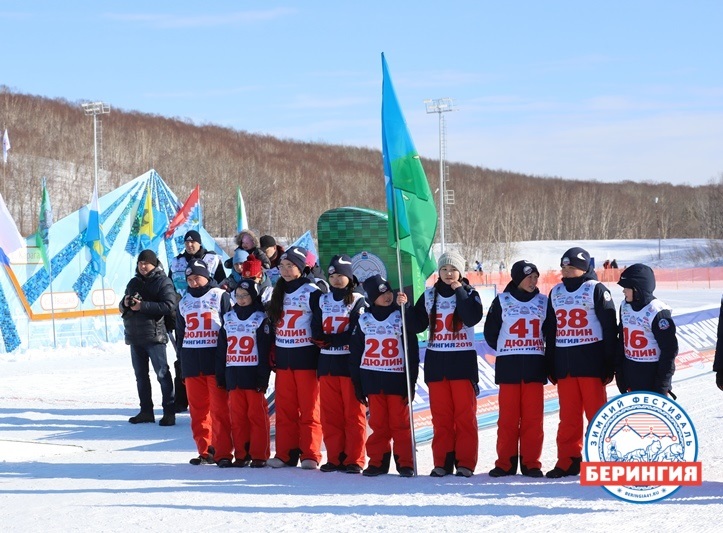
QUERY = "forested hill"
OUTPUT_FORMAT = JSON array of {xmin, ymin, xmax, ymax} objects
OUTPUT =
[{"xmin": 1, "ymin": 87, "xmax": 720, "ymax": 261}]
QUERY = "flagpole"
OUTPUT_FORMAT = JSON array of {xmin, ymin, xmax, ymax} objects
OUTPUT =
[
  {"xmin": 82, "ymin": 102, "xmax": 111, "ymax": 343},
  {"xmin": 48, "ymin": 260, "xmax": 57, "ymax": 348},
  {"xmin": 390, "ymin": 187, "xmax": 419, "ymax": 477},
  {"xmin": 100, "ymin": 274, "xmax": 109, "ymax": 342}
]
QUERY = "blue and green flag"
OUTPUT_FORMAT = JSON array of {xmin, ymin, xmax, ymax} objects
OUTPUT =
[{"xmin": 381, "ymin": 53, "xmax": 437, "ymax": 280}]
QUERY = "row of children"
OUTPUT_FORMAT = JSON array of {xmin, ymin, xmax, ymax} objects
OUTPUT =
[{"xmin": 143, "ymin": 237, "xmax": 677, "ymax": 478}]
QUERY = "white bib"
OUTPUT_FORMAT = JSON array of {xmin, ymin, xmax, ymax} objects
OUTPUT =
[
  {"xmin": 423, "ymin": 288, "xmax": 475, "ymax": 351},
  {"xmin": 620, "ymin": 299, "xmax": 670, "ymax": 362},
  {"xmin": 170, "ymin": 253, "xmax": 221, "ymax": 296},
  {"xmin": 179, "ymin": 287, "xmax": 225, "ymax": 348},
  {"xmin": 319, "ymin": 292, "xmax": 363, "ymax": 355},
  {"xmin": 551, "ymin": 280, "xmax": 604, "ymax": 347},
  {"xmin": 495, "ymin": 292, "xmax": 547, "ymax": 356},
  {"xmin": 275, "ymin": 283, "xmax": 317, "ymax": 348},
  {"xmin": 222, "ymin": 309, "xmax": 266, "ymax": 366},
  {"xmin": 358, "ymin": 310, "xmax": 405, "ymax": 373}
]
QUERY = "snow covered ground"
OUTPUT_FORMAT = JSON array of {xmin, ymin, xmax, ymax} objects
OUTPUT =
[{"xmin": 1, "ymin": 239, "xmax": 722, "ymax": 532}]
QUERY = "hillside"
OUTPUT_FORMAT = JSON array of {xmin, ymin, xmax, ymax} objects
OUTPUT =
[{"xmin": 1, "ymin": 87, "xmax": 721, "ymax": 258}]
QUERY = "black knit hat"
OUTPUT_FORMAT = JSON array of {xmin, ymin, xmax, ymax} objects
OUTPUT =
[
  {"xmin": 236, "ymin": 278, "xmax": 259, "ymax": 301},
  {"xmin": 280, "ymin": 246, "xmax": 308, "ymax": 273},
  {"xmin": 259, "ymin": 235, "xmax": 276, "ymax": 249},
  {"xmin": 618, "ymin": 263, "xmax": 656, "ymax": 293},
  {"xmin": 560, "ymin": 247, "xmax": 591, "ymax": 271},
  {"xmin": 363, "ymin": 274, "xmax": 392, "ymax": 304},
  {"xmin": 137, "ymin": 249, "xmax": 158, "ymax": 267},
  {"xmin": 184, "ymin": 230, "xmax": 202, "ymax": 244},
  {"xmin": 511, "ymin": 260, "xmax": 539, "ymax": 286},
  {"xmin": 328, "ymin": 254, "xmax": 355, "ymax": 281},
  {"xmin": 185, "ymin": 258, "xmax": 211, "ymax": 279}
]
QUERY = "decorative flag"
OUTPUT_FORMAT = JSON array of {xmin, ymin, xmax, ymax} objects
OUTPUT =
[
  {"xmin": 290, "ymin": 230, "xmax": 318, "ymax": 265},
  {"xmin": 84, "ymin": 183, "xmax": 108, "ymax": 276},
  {"xmin": 36, "ymin": 177, "xmax": 53, "ymax": 272},
  {"xmin": 165, "ymin": 185, "xmax": 201, "ymax": 238},
  {"xmin": 0, "ymin": 191, "xmax": 25, "ymax": 265},
  {"xmin": 2, "ymin": 129, "xmax": 9, "ymax": 164},
  {"xmin": 136, "ymin": 184, "xmax": 167, "ymax": 252},
  {"xmin": 236, "ymin": 186, "xmax": 248, "ymax": 233},
  {"xmin": 381, "ymin": 53, "xmax": 437, "ymax": 279}
]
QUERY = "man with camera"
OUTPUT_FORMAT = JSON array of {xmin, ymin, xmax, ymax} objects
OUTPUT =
[{"xmin": 120, "ymin": 249, "xmax": 178, "ymax": 426}]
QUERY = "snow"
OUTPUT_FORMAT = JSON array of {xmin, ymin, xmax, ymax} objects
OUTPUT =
[{"xmin": 1, "ymin": 239, "xmax": 722, "ymax": 532}]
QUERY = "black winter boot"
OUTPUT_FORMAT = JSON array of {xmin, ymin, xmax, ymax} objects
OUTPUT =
[{"xmin": 129, "ymin": 412, "xmax": 155, "ymax": 424}]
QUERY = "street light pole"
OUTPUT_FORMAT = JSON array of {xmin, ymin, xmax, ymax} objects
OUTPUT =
[
  {"xmin": 424, "ymin": 97, "xmax": 454, "ymax": 254},
  {"xmin": 81, "ymin": 101, "xmax": 111, "ymax": 341},
  {"xmin": 81, "ymin": 102, "xmax": 111, "ymax": 195},
  {"xmin": 655, "ymin": 197, "xmax": 661, "ymax": 260}
]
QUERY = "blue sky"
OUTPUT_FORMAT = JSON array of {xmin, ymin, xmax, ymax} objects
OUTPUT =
[{"xmin": 2, "ymin": 1, "xmax": 722, "ymax": 185}]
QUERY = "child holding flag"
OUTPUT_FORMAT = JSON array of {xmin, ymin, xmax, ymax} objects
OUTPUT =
[{"xmin": 350, "ymin": 275, "xmax": 420, "ymax": 478}]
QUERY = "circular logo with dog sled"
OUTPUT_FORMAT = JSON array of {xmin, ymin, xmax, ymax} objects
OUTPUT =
[{"xmin": 582, "ymin": 392, "xmax": 700, "ymax": 503}]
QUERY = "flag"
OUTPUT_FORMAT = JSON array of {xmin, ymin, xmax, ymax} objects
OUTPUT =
[
  {"xmin": 381, "ymin": 53, "xmax": 437, "ymax": 279},
  {"xmin": 165, "ymin": 185, "xmax": 201, "ymax": 238},
  {"xmin": 290, "ymin": 230, "xmax": 318, "ymax": 265},
  {"xmin": 136, "ymin": 184, "xmax": 167, "ymax": 252},
  {"xmin": 0, "ymin": 191, "xmax": 24, "ymax": 265},
  {"xmin": 2, "ymin": 129, "xmax": 9, "ymax": 164},
  {"xmin": 236, "ymin": 186, "xmax": 248, "ymax": 233},
  {"xmin": 36, "ymin": 177, "xmax": 53, "ymax": 272},
  {"xmin": 84, "ymin": 183, "xmax": 108, "ymax": 276}
]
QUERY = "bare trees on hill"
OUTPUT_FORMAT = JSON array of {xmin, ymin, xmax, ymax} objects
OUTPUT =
[{"xmin": 1, "ymin": 87, "xmax": 721, "ymax": 250}]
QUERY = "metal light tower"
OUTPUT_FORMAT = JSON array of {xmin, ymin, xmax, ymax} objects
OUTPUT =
[
  {"xmin": 655, "ymin": 197, "xmax": 661, "ymax": 260},
  {"xmin": 82, "ymin": 101, "xmax": 111, "ymax": 341},
  {"xmin": 424, "ymin": 97, "xmax": 455, "ymax": 253},
  {"xmin": 82, "ymin": 101, "xmax": 111, "ymax": 194}
]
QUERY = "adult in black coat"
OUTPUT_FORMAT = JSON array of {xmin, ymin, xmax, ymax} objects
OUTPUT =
[
  {"xmin": 120, "ymin": 250, "xmax": 178, "ymax": 426},
  {"xmin": 616, "ymin": 263, "xmax": 678, "ymax": 396}
]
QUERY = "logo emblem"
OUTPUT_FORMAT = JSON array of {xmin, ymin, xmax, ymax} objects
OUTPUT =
[{"xmin": 582, "ymin": 392, "xmax": 700, "ymax": 503}]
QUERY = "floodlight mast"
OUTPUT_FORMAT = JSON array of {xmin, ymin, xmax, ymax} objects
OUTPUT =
[
  {"xmin": 82, "ymin": 102, "xmax": 111, "ymax": 194},
  {"xmin": 424, "ymin": 97, "xmax": 455, "ymax": 253}
]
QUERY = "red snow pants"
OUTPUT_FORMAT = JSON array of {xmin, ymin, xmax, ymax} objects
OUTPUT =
[
  {"xmin": 495, "ymin": 382, "xmax": 544, "ymax": 471},
  {"xmin": 366, "ymin": 393, "xmax": 413, "ymax": 470},
  {"xmin": 273, "ymin": 368, "xmax": 322, "ymax": 464},
  {"xmin": 319, "ymin": 375, "xmax": 367, "ymax": 468},
  {"xmin": 428, "ymin": 379, "xmax": 479, "ymax": 472},
  {"xmin": 554, "ymin": 376, "xmax": 607, "ymax": 470},
  {"xmin": 228, "ymin": 388, "xmax": 270, "ymax": 461},
  {"xmin": 186, "ymin": 375, "xmax": 232, "ymax": 460}
]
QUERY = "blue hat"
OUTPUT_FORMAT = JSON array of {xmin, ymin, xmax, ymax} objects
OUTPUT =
[{"xmin": 233, "ymin": 248, "xmax": 249, "ymax": 265}]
